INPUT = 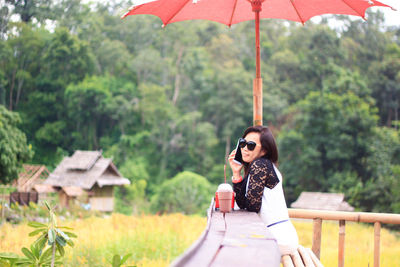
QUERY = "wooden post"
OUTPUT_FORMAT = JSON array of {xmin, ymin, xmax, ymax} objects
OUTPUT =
[
  {"xmin": 338, "ymin": 220, "xmax": 345, "ymax": 267},
  {"xmin": 253, "ymin": 78, "xmax": 262, "ymax": 126},
  {"xmin": 252, "ymin": 1, "xmax": 263, "ymax": 126},
  {"xmin": 312, "ymin": 218, "xmax": 322, "ymax": 259},
  {"xmin": 374, "ymin": 222, "xmax": 381, "ymax": 267}
]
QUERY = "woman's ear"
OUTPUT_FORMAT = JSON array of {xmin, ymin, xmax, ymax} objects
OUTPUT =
[{"xmin": 261, "ymin": 149, "xmax": 267, "ymax": 157}]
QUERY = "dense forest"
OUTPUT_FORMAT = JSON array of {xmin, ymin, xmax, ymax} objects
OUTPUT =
[{"xmin": 1, "ymin": 0, "xmax": 399, "ymax": 214}]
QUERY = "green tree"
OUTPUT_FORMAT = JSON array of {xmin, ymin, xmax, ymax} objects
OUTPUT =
[
  {"xmin": 1, "ymin": 23, "xmax": 47, "ymax": 111},
  {"xmin": 278, "ymin": 92, "xmax": 378, "ymax": 203},
  {"xmin": 18, "ymin": 27, "xmax": 95, "ymax": 165},
  {"xmin": 65, "ymin": 76, "xmax": 112, "ymax": 150},
  {"xmin": 0, "ymin": 105, "xmax": 33, "ymax": 184},
  {"xmin": 151, "ymin": 171, "xmax": 213, "ymax": 214},
  {"xmin": 369, "ymin": 43, "xmax": 400, "ymax": 127},
  {"xmin": 5, "ymin": 0, "xmax": 54, "ymax": 23}
]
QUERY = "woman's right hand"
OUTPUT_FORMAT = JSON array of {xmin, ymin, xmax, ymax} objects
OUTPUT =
[{"xmin": 228, "ymin": 149, "xmax": 243, "ymax": 179}]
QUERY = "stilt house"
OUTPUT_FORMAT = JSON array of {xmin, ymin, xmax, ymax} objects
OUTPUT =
[{"xmin": 44, "ymin": 150, "xmax": 130, "ymax": 212}]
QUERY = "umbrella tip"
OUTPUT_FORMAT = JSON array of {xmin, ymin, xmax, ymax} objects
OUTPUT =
[{"xmin": 120, "ymin": 5, "xmax": 136, "ymax": 19}]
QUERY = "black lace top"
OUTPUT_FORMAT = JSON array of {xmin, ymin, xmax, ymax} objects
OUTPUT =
[{"xmin": 233, "ymin": 157, "xmax": 280, "ymax": 212}]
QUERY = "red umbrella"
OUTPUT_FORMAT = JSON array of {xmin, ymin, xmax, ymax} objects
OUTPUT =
[{"xmin": 122, "ymin": 0, "xmax": 393, "ymax": 126}]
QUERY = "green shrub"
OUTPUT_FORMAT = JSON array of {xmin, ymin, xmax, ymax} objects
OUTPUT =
[
  {"xmin": 151, "ymin": 171, "xmax": 213, "ymax": 215},
  {"xmin": 115, "ymin": 180, "xmax": 148, "ymax": 215}
]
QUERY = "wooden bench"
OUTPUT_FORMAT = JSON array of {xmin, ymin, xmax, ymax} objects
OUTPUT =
[{"xmin": 171, "ymin": 200, "xmax": 281, "ymax": 267}]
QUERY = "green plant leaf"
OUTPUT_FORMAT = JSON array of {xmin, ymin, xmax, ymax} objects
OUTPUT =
[
  {"xmin": 30, "ymin": 244, "xmax": 39, "ymax": 259},
  {"xmin": 55, "ymin": 228, "xmax": 70, "ymax": 240},
  {"xmin": 48, "ymin": 229, "xmax": 55, "ymax": 244},
  {"xmin": 29, "ymin": 228, "xmax": 46, "ymax": 237},
  {"xmin": 58, "ymin": 226, "xmax": 74, "ymax": 230},
  {"xmin": 66, "ymin": 239, "xmax": 75, "ymax": 247},
  {"xmin": 63, "ymin": 231, "xmax": 77, "ymax": 238},
  {"xmin": 33, "ymin": 234, "xmax": 47, "ymax": 255},
  {"xmin": 21, "ymin": 248, "xmax": 35, "ymax": 261},
  {"xmin": 0, "ymin": 252, "xmax": 20, "ymax": 259},
  {"xmin": 56, "ymin": 242, "xmax": 65, "ymax": 257},
  {"xmin": 39, "ymin": 247, "xmax": 52, "ymax": 262},
  {"xmin": 15, "ymin": 258, "xmax": 33, "ymax": 264},
  {"xmin": 121, "ymin": 253, "xmax": 133, "ymax": 265},
  {"xmin": 28, "ymin": 221, "xmax": 47, "ymax": 228},
  {"xmin": 44, "ymin": 201, "xmax": 51, "ymax": 211},
  {"xmin": 56, "ymin": 235, "xmax": 66, "ymax": 247},
  {"xmin": 112, "ymin": 254, "xmax": 121, "ymax": 267}
]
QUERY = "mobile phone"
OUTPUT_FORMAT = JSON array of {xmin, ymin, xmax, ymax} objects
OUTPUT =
[{"xmin": 233, "ymin": 138, "xmax": 243, "ymax": 165}]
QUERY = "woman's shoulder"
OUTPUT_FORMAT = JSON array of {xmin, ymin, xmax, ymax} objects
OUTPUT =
[
  {"xmin": 250, "ymin": 157, "xmax": 273, "ymax": 169},
  {"xmin": 249, "ymin": 157, "xmax": 280, "ymax": 189}
]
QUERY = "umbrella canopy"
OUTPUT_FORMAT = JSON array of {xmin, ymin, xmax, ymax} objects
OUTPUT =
[
  {"xmin": 123, "ymin": 0, "xmax": 391, "ymax": 26},
  {"xmin": 122, "ymin": 0, "xmax": 393, "ymax": 125}
]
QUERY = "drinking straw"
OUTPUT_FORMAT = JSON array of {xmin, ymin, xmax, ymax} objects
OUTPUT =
[{"xmin": 224, "ymin": 164, "xmax": 226, "ymax": 183}]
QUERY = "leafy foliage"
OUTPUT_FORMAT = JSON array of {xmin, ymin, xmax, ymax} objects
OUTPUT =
[
  {"xmin": 0, "ymin": 202, "xmax": 77, "ymax": 266},
  {"xmin": 0, "ymin": 105, "xmax": 32, "ymax": 184},
  {"xmin": 109, "ymin": 253, "xmax": 134, "ymax": 267},
  {"xmin": 151, "ymin": 171, "xmax": 213, "ymax": 214}
]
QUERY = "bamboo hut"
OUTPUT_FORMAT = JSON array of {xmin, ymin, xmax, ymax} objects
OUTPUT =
[
  {"xmin": 11, "ymin": 164, "xmax": 55, "ymax": 205},
  {"xmin": 291, "ymin": 192, "xmax": 354, "ymax": 211},
  {"xmin": 44, "ymin": 150, "xmax": 130, "ymax": 211}
]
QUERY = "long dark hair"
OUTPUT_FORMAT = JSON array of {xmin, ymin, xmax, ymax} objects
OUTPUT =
[{"xmin": 242, "ymin": 125, "xmax": 278, "ymax": 176}]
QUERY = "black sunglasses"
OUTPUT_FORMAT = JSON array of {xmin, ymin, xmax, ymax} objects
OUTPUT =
[{"xmin": 238, "ymin": 138, "xmax": 258, "ymax": 151}]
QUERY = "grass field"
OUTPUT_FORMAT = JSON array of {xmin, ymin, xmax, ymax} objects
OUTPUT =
[{"xmin": 1, "ymin": 214, "xmax": 399, "ymax": 266}]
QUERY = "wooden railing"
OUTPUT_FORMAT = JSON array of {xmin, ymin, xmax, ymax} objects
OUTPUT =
[
  {"xmin": 171, "ymin": 199, "xmax": 281, "ymax": 267},
  {"xmin": 288, "ymin": 208, "xmax": 400, "ymax": 267}
]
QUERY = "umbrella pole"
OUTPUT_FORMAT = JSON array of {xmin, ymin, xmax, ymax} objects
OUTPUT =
[{"xmin": 252, "ymin": 1, "xmax": 263, "ymax": 126}]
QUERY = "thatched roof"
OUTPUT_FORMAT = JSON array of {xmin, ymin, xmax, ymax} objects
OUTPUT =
[
  {"xmin": 44, "ymin": 150, "xmax": 130, "ymax": 190},
  {"xmin": 64, "ymin": 150, "xmax": 102, "ymax": 171},
  {"xmin": 33, "ymin": 184, "xmax": 57, "ymax": 194},
  {"xmin": 62, "ymin": 186, "xmax": 85, "ymax": 197},
  {"xmin": 15, "ymin": 165, "xmax": 50, "ymax": 192},
  {"xmin": 290, "ymin": 192, "xmax": 354, "ymax": 211}
]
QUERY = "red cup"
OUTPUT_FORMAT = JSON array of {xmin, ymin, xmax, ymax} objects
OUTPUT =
[{"xmin": 215, "ymin": 191, "xmax": 235, "ymax": 211}]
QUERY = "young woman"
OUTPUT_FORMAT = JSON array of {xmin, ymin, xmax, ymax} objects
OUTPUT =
[{"xmin": 228, "ymin": 125, "xmax": 299, "ymax": 255}]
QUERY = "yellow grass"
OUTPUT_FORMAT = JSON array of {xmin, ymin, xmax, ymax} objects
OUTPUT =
[
  {"xmin": 1, "ymin": 214, "xmax": 399, "ymax": 266},
  {"xmin": 0, "ymin": 213, "xmax": 206, "ymax": 266}
]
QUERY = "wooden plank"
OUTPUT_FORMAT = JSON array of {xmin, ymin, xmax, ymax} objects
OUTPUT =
[
  {"xmin": 224, "ymin": 210, "xmax": 276, "ymax": 240},
  {"xmin": 312, "ymin": 218, "xmax": 322, "ymax": 259},
  {"xmin": 306, "ymin": 248, "xmax": 324, "ymax": 267},
  {"xmin": 172, "ymin": 202, "xmax": 280, "ymax": 267},
  {"xmin": 211, "ymin": 245, "xmax": 280, "ymax": 267},
  {"xmin": 291, "ymin": 251, "xmax": 305, "ymax": 267},
  {"xmin": 180, "ymin": 212, "xmax": 225, "ymax": 267},
  {"xmin": 282, "ymin": 255, "xmax": 295, "ymax": 267},
  {"xmin": 298, "ymin": 245, "xmax": 315, "ymax": 267},
  {"xmin": 338, "ymin": 220, "xmax": 345, "ymax": 267},
  {"xmin": 171, "ymin": 199, "xmax": 224, "ymax": 267},
  {"xmin": 210, "ymin": 210, "xmax": 280, "ymax": 266},
  {"xmin": 374, "ymin": 222, "xmax": 381, "ymax": 267}
]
